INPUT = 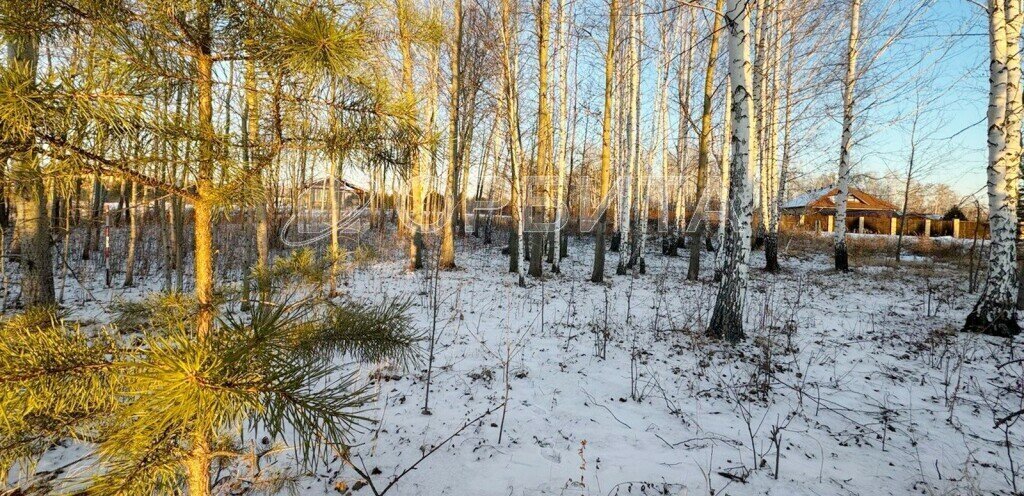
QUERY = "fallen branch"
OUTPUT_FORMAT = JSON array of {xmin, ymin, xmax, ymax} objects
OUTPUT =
[{"xmin": 349, "ymin": 401, "xmax": 505, "ymax": 495}]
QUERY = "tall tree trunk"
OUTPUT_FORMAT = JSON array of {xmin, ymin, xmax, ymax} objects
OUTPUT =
[
  {"xmin": 966, "ymin": 0, "xmax": 1022, "ymax": 337},
  {"xmin": 194, "ymin": 5, "xmax": 216, "ymax": 340},
  {"xmin": 687, "ymin": 0, "xmax": 725, "ymax": 281},
  {"xmin": 500, "ymin": 0, "xmax": 527, "ymax": 286},
  {"xmin": 616, "ymin": 0, "xmax": 640, "ymax": 275},
  {"xmin": 185, "ymin": 5, "xmax": 216, "ymax": 495},
  {"xmin": 752, "ymin": 0, "xmax": 769, "ymax": 250},
  {"xmin": 398, "ymin": 0, "xmax": 425, "ymax": 271},
  {"xmin": 552, "ymin": 0, "xmax": 571, "ymax": 274},
  {"xmin": 82, "ymin": 174, "xmax": 100, "ymax": 260},
  {"xmin": 241, "ymin": 54, "xmax": 259, "ymax": 308},
  {"xmin": 895, "ymin": 97, "xmax": 920, "ymax": 264},
  {"xmin": 123, "ymin": 180, "xmax": 140, "ymax": 287},
  {"xmin": 714, "ymin": 74, "xmax": 733, "ymax": 281},
  {"xmin": 763, "ymin": 5, "xmax": 783, "ymax": 272},
  {"xmin": 708, "ymin": 0, "xmax": 756, "ymax": 343},
  {"xmin": 591, "ymin": 0, "xmax": 617, "ymax": 283},
  {"xmin": 833, "ymin": 0, "xmax": 861, "ymax": 272},
  {"xmin": 530, "ymin": 0, "xmax": 553, "ymax": 278},
  {"xmin": 440, "ymin": 0, "xmax": 463, "ymax": 270},
  {"xmin": 672, "ymin": 10, "xmax": 693, "ymax": 256},
  {"xmin": 8, "ymin": 32, "xmax": 54, "ymax": 308},
  {"xmin": 656, "ymin": 4, "xmax": 672, "ymax": 262},
  {"xmin": 770, "ymin": 40, "xmax": 794, "ymax": 272},
  {"xmin": 328, "ymin": 153, "xmax": 342, "ymax": 292}
]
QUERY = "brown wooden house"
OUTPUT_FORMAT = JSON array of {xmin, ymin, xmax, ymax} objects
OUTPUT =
[
  {"xmin": 782, "ymin": 186, "xmax": 898, "ymax": 217},
  {"xmin": 782, "ymin": 186, "xmax": 898, "ymax": 234}
]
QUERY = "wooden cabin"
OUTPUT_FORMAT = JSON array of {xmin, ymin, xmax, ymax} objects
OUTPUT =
[{"xmin": 782, "ymin": 186, "xmax": 898, "ymax": 234}]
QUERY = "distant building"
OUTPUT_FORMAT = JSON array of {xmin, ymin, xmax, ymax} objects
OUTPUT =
[
  {"xmin": 781, "ymin": 186, "xmax": 898, "ymax": 234},
  {"xmin": 782, "ymin": 185, "xmax": 898, "ymax": 217}
]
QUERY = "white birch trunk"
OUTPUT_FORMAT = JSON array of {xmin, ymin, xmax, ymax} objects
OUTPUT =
[
  {"xmin": 833, "ymin": 0, "xmax": 861, "ymax": 271},
  {"xmin": 708, "ymin": 0, "xmax": 756, "ymax": 342},
  {"xmin": 966, "ymin": 0, "xmax": 1021, "ymax": 336},
  {"xmin": 616, "ymin": 0, "xmax": 640, "ymax": 275},
  {"xmin": 714, "ymin": 74, "xmax": 732, "ymax": 280}
]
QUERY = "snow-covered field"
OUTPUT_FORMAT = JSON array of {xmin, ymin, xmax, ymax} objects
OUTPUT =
[{"xmin": 43, "ymin": 234, "xmax": 1024, "ymax": 495}]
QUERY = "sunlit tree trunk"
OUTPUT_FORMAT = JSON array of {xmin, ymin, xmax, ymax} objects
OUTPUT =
[
  {"xmin": 708, "ymin": 0, "xmax": 756, "ymax": 343},
  {"xmin": 8, "ymin": 32, "xmax": 55, "ymax": 308},
  {"xmin": 966, "ymin": 0, "xmax": 1021, "ymax": 337},
  {"xmin": 833, "ymin": 0, "xmax": 861, "ymax": 272},
  {"xmin": 552, "ymin": 0, "xmax": 572, "ymax": 274},
  {"xmin": 529, "ymin": 0, "xmax": 553, "ymax": 278},
  {"xmin": 440, "ymin": 0, "xmax": 464, "ymax": 270},
  {"xmin": 687, "ymin": 0, "xmax": 725, "ymax": 281},
  {"xmin": 328, "ymin": 153, "xmax": 342, "ymax": 292},
  {"xmin": 252, "ymin": 67, "xmax": 273, "ymax": 301},
  {"xmin": 500, "ymin": 0, "xmax": 527, "ymax": 286},
  {"xmin": 591, "ymin": 0, "xmax": 617, "ymax": 283},
  {"xmin": 124, "ymin": 180, "xmax": 140, "ymax": 287},
  {"xmin": 398, "ymin": 0, "xmax": 425, "ymax": 271}
]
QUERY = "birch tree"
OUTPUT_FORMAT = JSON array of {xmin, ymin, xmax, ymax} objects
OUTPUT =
[
  {"xmin": 714, "ymin": 74, "xmax": 732, "ymax": 281},
  {"xmin": 965, "ymin": 0, "xmax": 1022, "ymax": 337},
  {"xmin": 671, "ymin": 9, "xmax": 693, "ymax": 257},
  {"xmin": 833, "ymin": 0, "xmax": 861, "ymax": 272},
  {"xmin": 616, "ymin": 0, "xmax": 641, "ymax": 275},
  {"xmin": 708, "ymin": 0, "xmax": 755, "ymax": 342}
]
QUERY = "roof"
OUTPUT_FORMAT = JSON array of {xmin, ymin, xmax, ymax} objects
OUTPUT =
[
  {"xmin": 303, "ymin": 177, "xmax": 367, "ymax": 194},
  {"xmin": 782, "ymin": 186, "xmax": 897, "ymax": 213}
]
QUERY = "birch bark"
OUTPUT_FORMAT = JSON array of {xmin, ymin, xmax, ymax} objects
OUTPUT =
[
  {"xmin": 966, "ymin": 0, "xmax": 1021, "ymax": 337},
  {"xmin": 708, "ymin": 0, "xmax": 756, "ymax": 342},
  {"xmin": 833, "ymin": 0, "xmax": 861, "ymax": 272}
]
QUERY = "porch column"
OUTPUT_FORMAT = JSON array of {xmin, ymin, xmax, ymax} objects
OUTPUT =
[
  {"xmin": 889, "ymin": 217, "xmax": 897, "ymax": 235},
  {"xmin": 827, "ymin": 215, "xmax": 835, "ymax": 233},
  {"xmin": 858, "ymin": 216, "xmax": 865, "ymax": 234},
  {"xmin": 924, "ymin": 219, "xmax": 931, "ymax": 238}
]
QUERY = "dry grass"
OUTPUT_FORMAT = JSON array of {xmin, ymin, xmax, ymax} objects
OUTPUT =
[{"xmin": 779, "ymin": 229, "xmax": 979, "ymax": 272}]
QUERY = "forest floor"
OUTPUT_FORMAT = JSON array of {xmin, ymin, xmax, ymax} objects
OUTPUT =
[{"xmin": 37, "ymin": 232, "xmax": 1024, "ymax": 495}]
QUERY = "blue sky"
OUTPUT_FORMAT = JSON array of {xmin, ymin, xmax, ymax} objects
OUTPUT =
[{"xmin": 853, "ymin": 0, "xmax": 989, "ymax": 197}]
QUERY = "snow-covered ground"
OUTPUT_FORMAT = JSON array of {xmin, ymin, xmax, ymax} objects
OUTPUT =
[{"xmin": 37, "ymin": 234, "xmax": 1024, "ymax": 495}]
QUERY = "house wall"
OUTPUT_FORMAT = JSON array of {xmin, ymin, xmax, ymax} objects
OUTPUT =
[{"xmin": 780, "ymin": 213, "xmax": 990, "ymax": 240}]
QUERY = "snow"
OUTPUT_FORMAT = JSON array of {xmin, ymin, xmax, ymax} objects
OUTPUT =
[
  {"xmin": 23, "ymin": 235, "xmax": 1024, "ymax": 495},
  {"xmin": 781, "ymin": 186, "xmax": 833, "ymax": 210}
]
